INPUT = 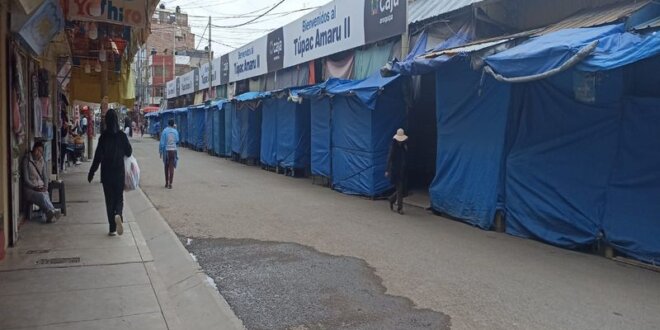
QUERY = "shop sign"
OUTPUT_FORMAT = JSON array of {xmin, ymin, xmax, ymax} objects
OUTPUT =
[
  {"xmin": 228, "ymin": 36, "xmax": 267, "ymax": 82},
  {"xmin": 282, "ymin": 0, "xmax": 365, "ymax": 68},
  {"xmin": 18, "ymin": 0, "xmax": 65, "ymax": 55},
  {"xmin": 166, "ymin": 80, "xmax": 177, "ymax": 99},
  {"xmin": 68, "ymin": 0, "xmax": 147, "ymax": 28},
  {"xmin": 178, "ymin": 70, "xmax": 195, "ymax": 95},
  {"xmin": 199, "ymin": 62, "xmax": 210, "ymax": 90},
  {"xmin": 220, "ymin": 54, "xmax": 230, "ymax": 85},
  {"xmin": 210, "ymin": 57, "xmax": 222, "ymax": 87},
  {"xmin": 363, "ymin": 0, "xmax": 408, "ymax": 44}
]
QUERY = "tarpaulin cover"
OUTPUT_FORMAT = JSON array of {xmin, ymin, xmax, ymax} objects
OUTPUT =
[
  {"xmin": 188, "ymin": 105, "xmax": 206, "ymax": 150},
  {"xmin": 485, "ymin": 24, "xmax": 660, "ymax": 78},
  {"xmin": 430, "ymin": 59, "xmax": 511, "ymax": 229},
  {"xmin": 223, "ymin": 102, "xmax": 234, "ymax": 156},
  {"xmin": 207, "ymin": 100, "xmax": 229, "ymax": 156},
  {"xmin": 186, "ymin": 107, "xmax": 194, "ymax": 147},
  {"xmin": 330, "ymin": 77, "xmax": 406, "ymax": 196},
  {"xmin": 174, "ymin": 108, "xmax": 188, "ymax": 145},
  {"xmin": 293, "ymin": 79, "xmax": 350, "ymax": 98},
  {"xmin": 204, "ymin": 105, "xmax": 214, "ymax": 152},
  {"xmin": 602, "ymin": 97, "xmax": 660, "ymax": 264},
  {"xmin": 261, "ymin": 98, "xmax": 278, "ymax": 167},
  {"xmin": 391, "ymin": 21, "xmax": 476, "ymax": 76},
  {"xmin": 326, "ymin": 73, "xmax": 401, "ymax": 110},
  {"xmin": 231, "ymin": 101, "xmax": 262, "ymax": 160},
  {"xmin": 504, "ymin": 69, "xmax": 622, "ymax": 247},
  {"xmin": 309, "ymin": 97, "xmax": 332, "ymax": 177},
  {"xmin": 277, "ymin": 98, "xmax": 311, "ymax": 169}
]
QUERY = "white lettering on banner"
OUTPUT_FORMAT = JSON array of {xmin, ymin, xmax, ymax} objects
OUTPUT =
[
  {"xmin": 199, "ymin": 63, "xmax": 210, "ymax": 89},
  {"xmin": 68, "ymin": 0, "xmax": 146, "ymax": 28},
  {"xmin": 376, "ymin": 0, "xmax": 400, "ymax": 24},
  {"xmin": 283, "ymin": 0, "xmax": 365, "ymax": 68}
]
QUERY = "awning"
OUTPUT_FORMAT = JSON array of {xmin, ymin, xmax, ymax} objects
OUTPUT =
[
  {"xmin": 484, "ymin": 24, "xmax": 660, "ymax": 81},
  {"xmin": 325, "ymin": 73, "xmax": 401, "ymax": 110},
  {"xmin": 142, "ymin": 106, "xmax": 159, "ymax": 113}
]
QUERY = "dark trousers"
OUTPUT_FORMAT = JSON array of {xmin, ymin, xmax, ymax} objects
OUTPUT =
[
  {"xmin": 102, "ymin": 179, "xmax": 124, "ymax": 232},
  {"xmin": 164, "ymin": 151, "xmax": 176, "ymax": 185},
  {"xmin": 388, "ymin": 180, "xmax": 404, "ymax": 211}
]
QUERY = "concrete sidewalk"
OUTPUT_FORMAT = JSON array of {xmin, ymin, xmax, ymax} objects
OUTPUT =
[{"xmin": 0, "ymin": 162, "xmax": 244, "ymax": 330}]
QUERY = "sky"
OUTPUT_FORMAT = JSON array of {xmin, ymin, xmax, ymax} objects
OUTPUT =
[{"xmin": 157, "ymin": 0, "xmax": 332, "ymax": 57}]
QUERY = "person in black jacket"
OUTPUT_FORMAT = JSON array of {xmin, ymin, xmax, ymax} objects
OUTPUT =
[
  {"xmin": 385, "ymin": 128, "xmax": 408, "ymax": 215},
  {"xmin": 88, "ymin": 109, "xmax": 132, "ymax": 236}
]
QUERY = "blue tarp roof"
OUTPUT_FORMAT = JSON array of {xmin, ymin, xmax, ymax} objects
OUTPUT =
[
  {"xmin": 485, "ymin": 24, "xmax": 660, "ymax": 78},
  {"xmin": 325, "ymin": 73, "xmax": 401, "ymax": 110},
  {"xmin": 188, "ymin": 104, "xmax": 206, "ymax": 110},
  {"xmin": 294, "ymin": 79, "xmax": 351, "ymax": 97},
  {"xmin": 207, "ymin": 99, "xmax": 228, "ymax": 109},
  {"xmin": 233, "ymin": 91, "xmax": 271, "ymax": 102},
  {"xmin": 173, "ymin": 107, "xmax": 188, "ymax": 113}
]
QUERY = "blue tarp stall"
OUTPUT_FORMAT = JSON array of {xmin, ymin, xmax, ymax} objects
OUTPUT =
[
  {"xmin": 260, "ymin": 88, "xmax": 312, "ymax": 171},
  {"xmin": 231, "ymin": 92, "xmax": 267, "ymax": 162},
  {"xmin": 300, "ymin": 75, "xmax": 406, "ymax": 197},
  {"xmin": 295, "ymin": 79, "xmax": 349, "ymax": 179},
  {"xmin": 146, "ymin": 112, "xmax": 160, "ymax": 136},
  {"xmin": 482, "ymin": 24, "xmax": 660, "ymax": 264},
  {"xmin": 188, "ymin": 104, "xmax": 206, "ymax": 151},
  {"xmin": 206, "ymin": 100, "xmax": 230, "ymax": 157},
  {"xmin": 204, "ymin": 103, "xmax": 214, "ymax": 153},
  {"xmin": 174, "ymin": 108, "xmax": 188, "ymax": 147},
  {"xmin": 186, "ymin": 105, "xmax": 195, "ymax": 148},
  {"xmin": 429, "ymin": 58, "xmax": 512, "ymax": 229}
]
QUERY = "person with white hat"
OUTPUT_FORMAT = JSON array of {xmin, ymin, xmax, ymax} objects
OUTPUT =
[{"xmin": 385, "ymin": 128, "xmax": 409, "ymax": 214}]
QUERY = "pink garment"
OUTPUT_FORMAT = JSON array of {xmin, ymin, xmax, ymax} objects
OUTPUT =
[{"xmin": 325, "ymin": 52, "xmax": 354, "ymax": 79}]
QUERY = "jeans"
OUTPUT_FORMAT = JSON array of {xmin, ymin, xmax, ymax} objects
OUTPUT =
[{"xmin": 24, "ymin": 189, "xmax": 55, "ymax": 213}]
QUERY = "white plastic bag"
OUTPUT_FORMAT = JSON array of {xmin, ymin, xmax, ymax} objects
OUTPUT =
[{"xmin": 124, "ymin": 156, "xmax": 140, "ymax": 191}]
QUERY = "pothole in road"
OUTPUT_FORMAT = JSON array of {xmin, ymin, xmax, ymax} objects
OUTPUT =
[{"xmin": 182, "ymin": 237, "xmax": 450, "ymax": 330}]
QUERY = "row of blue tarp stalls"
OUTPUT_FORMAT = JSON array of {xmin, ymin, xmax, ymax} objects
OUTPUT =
[
  {"xmin": 298, "ymin": 74, "xmax": 406, "ymax": 197},
  {"xmin": 425, "ymin": 24, "xmax": 660, "ymax": 264},
  {"xmin": 231, "ymin": 92, "xmax": 266, "ymax": 163},
  {"xmin": 188, "ymin": 104, "xmax": 206, "ymax": 151},
  {"xmin": 260, "ymin": 89, "xmax": 312, "ymax": 174}
]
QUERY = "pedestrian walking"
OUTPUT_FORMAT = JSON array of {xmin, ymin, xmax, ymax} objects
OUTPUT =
[
  {"xmin": 80, "ymin": 115, "xmax": 88, "ymax": 135},
  {"xmin": 23, "ymin": 141, "xmax": 62, "ymax": 222},
  {"xmin": 160, "ymin": 119, "xmax": 180, "ymax": 189},
  {"xmin": 385, "ymin": 128, "xmax": 408, "ymax": 215},
  {"xmin": 88, "ymin": 109, "xmax": 133, "ymax": 236}
]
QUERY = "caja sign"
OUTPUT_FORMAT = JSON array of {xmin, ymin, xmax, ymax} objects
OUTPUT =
[
  {"xmin": 68, "ymin": 0, "xmax": 147, "ymax": 28},
  {"xmin": 364, "ymin": 0, "xmax": 407, "ymax": 44}
]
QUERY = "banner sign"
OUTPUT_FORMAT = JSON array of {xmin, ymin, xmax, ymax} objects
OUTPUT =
[
  {"xmin": 364, "ymin": 0, "xmax": 407, "ymax": 44},
  {"xmin": 166, "ymin": 80, "xmax": 177, "ymax": 99},
  {"xmin": 68, "ymin": 0, "xmax": 147, "ymax": 28},
  {"xmin": 175, "ymin": 0, "xmax": 407, "ymax": 89},
  {"xmin": 220, "ymin": 54, "xmax": 230, "ymax": 85},
  {"xmin": 228, "ymin": 36, "xmax": 268, "ymax": 82},
  {"xmin": 179, "ymin": 70, "xmax": 195, "ymax": 96},
  {"xmin": 281, "ymin": 0, "xmax": 365, "ymax": 69},
  {"xmin": 211, "ymin": 57, "xmax": 222, "ymax": 87},
  {"xmin": 199, "ymin": 62, "xmax": 210, "ymax": 90},
  {"xmin": 19, "ymin": 0, "xmax": 65, "ymax": 55}
]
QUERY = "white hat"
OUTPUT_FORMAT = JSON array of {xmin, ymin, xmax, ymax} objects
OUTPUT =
[{"xmin": 393, "ymin": 128, "xmax": 408, "ymax": 142}]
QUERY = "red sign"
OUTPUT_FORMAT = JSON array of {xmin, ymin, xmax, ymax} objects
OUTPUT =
[{"xmin": 68, "ymin": 0, "xmax": 146, "ymax": 28}]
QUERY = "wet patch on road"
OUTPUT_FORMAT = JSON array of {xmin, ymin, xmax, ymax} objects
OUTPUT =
[{"xmin": 182, "ymin": 237, "xmax": 450, "ymax": 330}]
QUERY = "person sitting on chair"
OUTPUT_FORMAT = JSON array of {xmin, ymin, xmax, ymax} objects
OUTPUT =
[{"xmin": 23, "ymin": 141, "xmax": 61, "ymax": 223}]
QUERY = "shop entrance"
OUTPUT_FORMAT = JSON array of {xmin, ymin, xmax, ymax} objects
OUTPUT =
[{"xmin": 406, "ymin": 73, "xmax": 437, "ymax": 208}]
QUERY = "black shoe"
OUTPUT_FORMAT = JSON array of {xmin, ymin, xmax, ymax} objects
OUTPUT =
[
  {"xmin": 397, "ymin": 209, "xmax": 404, "ymax": 215},
  {"xmin": 389, "ymin": 200, "xmax": 394, "ymax": 211}
]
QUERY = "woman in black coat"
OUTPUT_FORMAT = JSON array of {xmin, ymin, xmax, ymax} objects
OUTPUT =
[
  {"xmin": 386, "ymin": 128, "xmax": 408, "ymax": 214},
  {"xmin": 88, "ymin": 109, "xmax": 132, "ymax": 236}
]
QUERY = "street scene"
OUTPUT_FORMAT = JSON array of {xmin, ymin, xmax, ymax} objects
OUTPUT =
[{"xmin": 1, "ymin": 0, "xmax": 660, "ymax": 329}]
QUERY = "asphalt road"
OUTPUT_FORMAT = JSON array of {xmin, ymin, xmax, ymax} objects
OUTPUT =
[{"xmin": 133, "ymin": 137, "xmax": 660, "ymax": 330}]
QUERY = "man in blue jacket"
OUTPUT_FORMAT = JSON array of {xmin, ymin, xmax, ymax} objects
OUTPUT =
[{"xmin": 160, "ymin": 119, "xmax": 180, "ymax": 189}]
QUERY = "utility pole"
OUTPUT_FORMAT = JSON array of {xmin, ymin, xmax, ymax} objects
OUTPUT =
[{"xmin": 208, "ymin": 16, "xmax": 213, "ymax": 100}]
